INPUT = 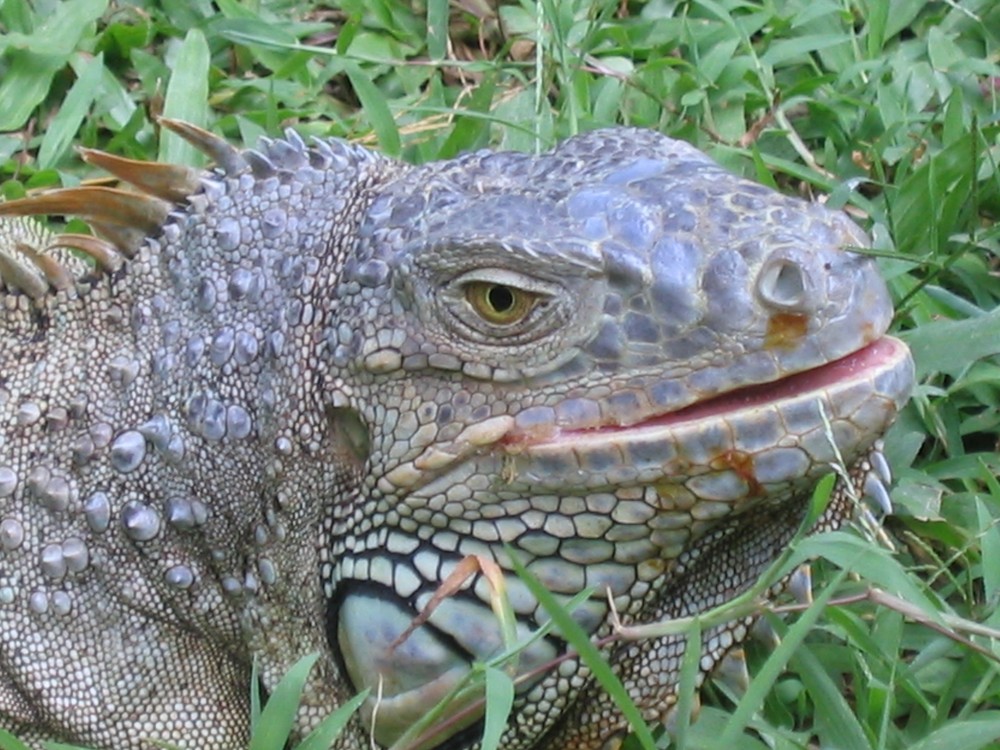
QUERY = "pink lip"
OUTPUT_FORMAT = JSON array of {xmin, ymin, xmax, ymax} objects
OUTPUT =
[
  {"xmin": 647, "ymin": 336, "xmax": 907, "ymax": 427},
  {"xmin": 535, "ymin": 336, "xmax": 909, "ymax": 442}
]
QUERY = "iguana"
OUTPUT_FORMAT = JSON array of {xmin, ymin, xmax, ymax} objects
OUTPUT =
[{"xmin": 0, "ymin": 122, "xmax": 913, "ymax": 750}]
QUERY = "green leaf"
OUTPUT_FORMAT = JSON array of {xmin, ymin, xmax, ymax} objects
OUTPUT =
[
  {"xmin": 892, "ymin": 131, "xmax": 977, "ymax": 256},
  {"xmin": 975, "ymin": 494, "xmax": 1000, "ymax": 608},
  {"xmin": 881, "ymin": 0, "xmax": 927, "ymax": 39},
  {"xmin": 0, "ymin": 728, "xmax": 32, "ymax": 750},
  {"xmin": 294, "ymin": 689, "xmax": 370, "ymax": 750},
  {"xmin": 906, "ymin": 712, "xmax": 1000, "ymax": 750},
  {"xmin": 437, "ymin": 76, "xmax": 498, "ymax": 158},
  {"xmin": 480, "ymin": 666, "xmax": 515, "ymax": 750},
  {"xmin": 159, "ymin": 28, "xmax": 210, "ymax": 166},
  {"xmin": 0, "ymin": 0, "xmax": 107, "ymax": 131},
  {"xmin": 214, "ymin": 16, "xmax": 300, "ymax": 48},
  {"xmin": 760, "ymin": 33, "xmax": 849, "ymax": 66},
  {"xmin": 0, "ymin": 0, "xmax": 35, "ymax": 34},
  {"xmin": 37, "ymin": 52, "xmax": 105, "ymax": 169},
  {"xmin": 425, "ymin": 0, "xmax": 448, "ymax": 61},
  {"xmin": 926, "ymin": 26, "xmax": 965, "ymax": 73},
  {"xmin": 0, "ymin": 0, "xmax": 107, "ymax": 56},
  {"xmin": 793, "ymin": 532, "xmax": 937, "ymax": 614},
  {"xmin": 0, "ymin": 51, "xmax": 64, "ymax": 130},
  {"xmin": 344, "ymin": 62, "xmax": 401, "ymax": 157},
  {"xmin": 248, "ymin": 653, "xmax": 320, "ymax": 750},
  {"xmin": 864, "ymin": 0, "xmax": 889, "ymax": 58},
  {"xmin": 718, "ymin": 568, "xmax": 850, "ymax": 744},
  {"xmin": 670, "ymin": 610, "xmax": 702, "ymax": 747},
  {"xmin": 250, "ymin": 657, "xmax": 262, "ymax": 726},
  {"xmin": 901, "ymin": 304, "xmax": 1000, "ymax": 379},
  {"xmin": 790, "ymin": 646, "xmax": 871, "ymax": 749}
]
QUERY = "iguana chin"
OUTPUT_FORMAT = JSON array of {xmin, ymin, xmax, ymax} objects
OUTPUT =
[{"xmin": 0, "ymin": 121, "xmax": 913, "ymax": 750}]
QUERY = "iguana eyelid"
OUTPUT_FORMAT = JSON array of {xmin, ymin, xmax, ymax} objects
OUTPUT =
[{"xmin": 448, "ymin": 267, "xmax": 561, "ymax": 297}]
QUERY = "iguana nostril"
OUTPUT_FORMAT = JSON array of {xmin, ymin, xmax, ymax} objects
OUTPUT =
[{"xmin": 757, "ymin": 256, "xmax": 810, "ymax": 311}]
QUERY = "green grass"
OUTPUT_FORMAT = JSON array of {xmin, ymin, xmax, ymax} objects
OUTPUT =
[{"xmin": 2, "ymin": 0, "xmax": 1000, "ymax": 748}]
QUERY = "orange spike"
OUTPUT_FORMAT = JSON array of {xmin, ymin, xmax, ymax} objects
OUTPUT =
[
  {"xmin": 79, "ymin": 148, "xmax": 200, "ymax": 203},
  {"xmin": 158, "ymin": 118, "xmax": 248, "ymax": 175},
  {"xmin": 0, "ymin": 250, "xmax": 48, "ymax": 299},
  {"xmin": 14, "ymin": 241, "xmax": 74, "ymax": 291},
  {"xmin": 0, "ymin": 188, "xmax": 169, "ymax": 234},
  {"xmin": 47, "ymin": 233, "xmax": 124, "ymax": 271},
  {"xmin": 87, "ymin": 222, "xmax": 149, "ymax": 258}
]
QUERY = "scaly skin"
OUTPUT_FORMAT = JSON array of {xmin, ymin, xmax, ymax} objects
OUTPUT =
[{"xmin": 0, "ymin": 126, "xmax": 913, "ymax": 749}]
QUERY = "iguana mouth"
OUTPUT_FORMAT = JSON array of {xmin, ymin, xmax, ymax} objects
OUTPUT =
[
  {"xmin": 549, "ymin": 335, "xmax": 910, "ymax": 437},
  {"xmin": 642, "ymin": 336, "xmax": 908, "ymax": 428},
  {"xmin": 502, "ymin": 336, "xmax": 913, "ymax": 499}
]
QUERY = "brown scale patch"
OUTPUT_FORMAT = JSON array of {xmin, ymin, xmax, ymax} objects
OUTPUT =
[
  {"xmin": 765, "ymin": 312, "xmax": 808, "ymax": 349},
  {"xmin": 639, "ymin": 557, "xmax": 669, "ymax": 577},
  {"xmin": 652, "ymin": 480, "xmax": 696, "ymax": 511},
  {"xmin": 711, "ymin": 449, "xmax": 764, "ymax": 497}
]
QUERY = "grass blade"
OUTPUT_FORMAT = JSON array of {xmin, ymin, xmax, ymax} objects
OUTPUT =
[
  {"xmin": 294, "ymin": 689, "xmax": 370, "ymax": 750},
  {"xmin": 0, "ymin": 729, "xmax": 31, "ymax": 750},
  {"xmin": 159, "ymin": 28, "xmax": 210, "ymax": 166},
  {"xmin": 906, "ymin": 712, "xmax": 1000, "ymax": 750},
  {"xmin": 510, "ymin": 555, "xmax": 657, "ymax": 750},
  {"xmin": 344, "ymin": 62, "xmax": 400, "ymax": 157},
  {"xmin": 481, "ymin": 666, "xmax": 515, "ymax": 750},
  {"xmin": 717, "ymin": 569, "xmax": 849, "ymax": 746},
  {"xmin": 248, "ymin": 653, "xmax": 319, "ymax": 750},
  {"xmin": 37, "ymin": 52, "xmax": 104, "ymax": 169}
]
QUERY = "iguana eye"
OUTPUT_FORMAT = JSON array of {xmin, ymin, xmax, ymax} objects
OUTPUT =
[{"xmin": 464, "ymin": 281, "xmax": 537, "ymax": 325}]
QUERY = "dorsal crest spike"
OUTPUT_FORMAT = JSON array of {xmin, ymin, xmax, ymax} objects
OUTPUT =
[
  {"xmin": 244, "ymin": 149, "xmax": 277, "ymax": 178},
  {"xmin": 13, "ymin": 241, "xmax": 75, "ymax": 291},
  {"xmin": 0, "ymin": 216, "xmax": 84, "ymax": 298},
  {"xmin": 0, "ymin": 188, "xmax": 170, "ymax": 235},
  {"xmin": 78, "ymin": 148, "xmax": 201, "ymax": 203},
  {"xmin": 0, "ymin": 241, "xmax": 49, "ymax": 300},
  {"xmin": 86, "ymin": 222, "xmax": 148, "ymax": 258},
  {"xmin": 283, "ymin": 128, "xmax": 307, "ymax": 153},
  {"xmin": 47, "ymin": 233, "xmax": 125, "ymax": 272},
  {"xmin": 265, "ymin": 135, "xmax": 308, "ymax": 170},
  {"xmin": 0, "ymin": 216, "xmax": 130, "ymax": 300},
  {"xmin": 157, "ymin": 117, "xmax": 248, "ymax": 176}
]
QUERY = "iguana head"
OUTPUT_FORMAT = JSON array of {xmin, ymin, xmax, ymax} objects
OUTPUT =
[{"xmin": 325, "ymin": 129, "xmax": 913, "ymax": 747}]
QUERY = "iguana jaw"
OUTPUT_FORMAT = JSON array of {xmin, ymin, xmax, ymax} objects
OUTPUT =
[
  {"xmin": 642, "ymin": 336, "xmax": 910, "ymax": 430},
  {"xmin": 502, "ymin": 335, "xmax": 913, "ymax": 503},
  {"xmin": 511, "ymin": 335, "xmax": 909, "ymax": 438}
]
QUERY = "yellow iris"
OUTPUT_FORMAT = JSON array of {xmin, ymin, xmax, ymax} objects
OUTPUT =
[{"xmin": 464, "ymin": 281, "xmax": 537, "ymax": 325}]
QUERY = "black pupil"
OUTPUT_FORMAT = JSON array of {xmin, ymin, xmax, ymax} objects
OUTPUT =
[{"xmin": 487, "ymin": 285, "xmax": 515, "ymax": 313}]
